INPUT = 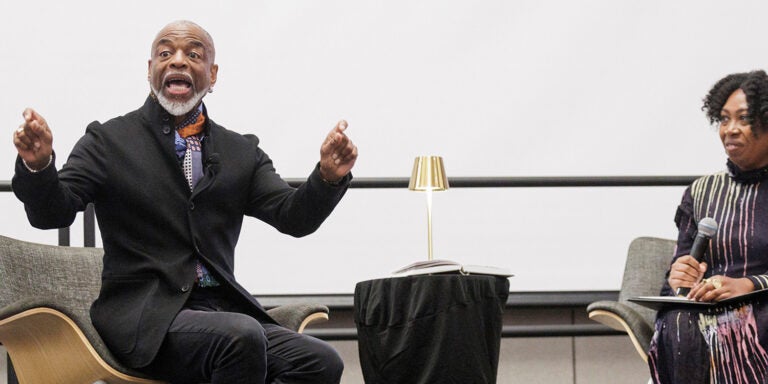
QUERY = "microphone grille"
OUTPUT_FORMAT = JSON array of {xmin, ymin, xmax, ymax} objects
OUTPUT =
[{"xmin": 698, "ymin": 217, "xmax": 718, "ymax": 237}]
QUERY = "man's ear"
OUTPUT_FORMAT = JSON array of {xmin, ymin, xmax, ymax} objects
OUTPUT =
[{"xmin": 210, "ymin": 63, "xmax": 219, "ymax": 87}]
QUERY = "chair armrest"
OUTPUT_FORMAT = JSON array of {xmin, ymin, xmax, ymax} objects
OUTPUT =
[
  {"xmin": 267, "ymin": 303, "xmax": 329, "ymax": 333},
  {"xmin": 587, "ymin": 300, "xmax": 654, "ymax": 362}
]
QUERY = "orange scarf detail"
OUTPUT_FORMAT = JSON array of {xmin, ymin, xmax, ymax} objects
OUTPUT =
[{"xmin": 177, "ymin": 113, "xmax": 206, "ymax": 138}]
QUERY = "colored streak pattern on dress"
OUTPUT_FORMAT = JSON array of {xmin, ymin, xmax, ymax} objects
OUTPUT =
[
  {"xmin": 690, "ymin": 172, "xmax": 757, "ymax": 278},
  {"xmin": 691, "ymin": 173, "xmax": 768, "ymax": 383},
  {"xmin": 699, "ymin": 304, "xmax": 768, "ymax": 382},
  {"xmin": 649, "ymin": 168, "xmax": 768, "ymax": 384}
]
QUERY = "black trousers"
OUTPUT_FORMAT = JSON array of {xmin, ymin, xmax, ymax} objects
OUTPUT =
[{"xmin": 140, "ymin": 286, "xmax": 343, "ymax": 384}]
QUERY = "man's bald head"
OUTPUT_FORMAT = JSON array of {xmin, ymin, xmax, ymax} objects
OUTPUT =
[{"xmin": 152, "ymin": 20, "xmax": 216, "ymax": 64}]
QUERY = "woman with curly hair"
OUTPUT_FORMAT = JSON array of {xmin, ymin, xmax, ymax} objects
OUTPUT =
[{"xmin": 648, "ymin": 70, "xmax": 768, "ymax": 383}]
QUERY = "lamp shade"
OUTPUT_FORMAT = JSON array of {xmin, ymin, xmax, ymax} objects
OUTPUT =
[{"xmin": 408, "ymin": 156, "xmax": 449, "ymax": 191}]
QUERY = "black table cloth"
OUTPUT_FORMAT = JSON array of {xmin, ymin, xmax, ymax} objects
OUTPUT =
[{"xmin": 354, "ymin": 274, "xmax": 510, "ymax": 384}]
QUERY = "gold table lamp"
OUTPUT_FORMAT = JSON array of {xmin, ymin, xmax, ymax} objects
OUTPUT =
[{"xmin": 409, "ymin": 156, "xmax": 449, "ymax": 260}]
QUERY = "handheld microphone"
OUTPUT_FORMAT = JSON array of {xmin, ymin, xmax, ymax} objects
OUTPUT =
[{"xmin": 675, "ymin": 217, "xmax": 718, "ymax": 296}]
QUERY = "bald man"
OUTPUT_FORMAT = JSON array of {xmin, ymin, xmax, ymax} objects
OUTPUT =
[{"xmin": 13, "ymin": 20, "xmax": 356, "ymax": 384}]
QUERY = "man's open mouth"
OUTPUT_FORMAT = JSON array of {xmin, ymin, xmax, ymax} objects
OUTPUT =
[{"xmin": 164, "ymin": 74, "xmax": 194, "ymax": 96}]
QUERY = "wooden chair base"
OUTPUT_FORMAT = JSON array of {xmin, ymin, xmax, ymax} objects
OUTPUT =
[
  {"xmin": 588, "ymin": 309, "xmax": 648, "ymax": 363},
  {"xmin": 0, "ymin": 307, "xmax": 164, "ymax": 384}
]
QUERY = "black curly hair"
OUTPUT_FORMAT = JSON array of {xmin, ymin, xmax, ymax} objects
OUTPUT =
[{"xmin": 702, "ymin": 70, "xmax": 768, "ymax": 135}]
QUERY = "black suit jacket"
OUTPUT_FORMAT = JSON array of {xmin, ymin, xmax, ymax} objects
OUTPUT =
[{"xmin": 12, "ymin": 96, "xmax": 350, "ymax": 367}]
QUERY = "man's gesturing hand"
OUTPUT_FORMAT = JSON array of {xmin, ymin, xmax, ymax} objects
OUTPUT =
[
  {"xmin": 13, "ymin": 108, "xmax": 53, "ymax": 171},
  {"xmin": 319, "ymin": 120, "xmax": 357, "ymax": 183}
]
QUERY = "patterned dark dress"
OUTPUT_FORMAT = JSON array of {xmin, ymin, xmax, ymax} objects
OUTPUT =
[{"xmin": 649, "ymin": 160, "xmax": 768, "ymax": 383}]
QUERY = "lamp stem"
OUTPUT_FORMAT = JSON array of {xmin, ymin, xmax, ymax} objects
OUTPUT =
[{"xmin": 426, "ymin": 189, "xmax": 434, "ymax": 261}]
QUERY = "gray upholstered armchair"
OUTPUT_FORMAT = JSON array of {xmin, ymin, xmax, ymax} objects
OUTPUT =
[
  {"xmin": 0, "ymin": 235, "xmax": 329, "ymax": 383},
  {"xmin": 586, "ymin": 236, "xmax": 676, "ymax": 362}
]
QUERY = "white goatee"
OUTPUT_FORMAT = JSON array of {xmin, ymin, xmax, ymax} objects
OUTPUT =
[{"xmin": 151, "ymin": 85, "xmax": 208, "ymax": 116}]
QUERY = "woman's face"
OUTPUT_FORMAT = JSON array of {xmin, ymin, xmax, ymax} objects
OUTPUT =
[{"xmin": 719, "ymin": 89, "xmax": 768, "ymax": 170}]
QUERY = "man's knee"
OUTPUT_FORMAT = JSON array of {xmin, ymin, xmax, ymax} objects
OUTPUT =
[
  {"xmin": 315, "ymin": 341, "xmax": 344, "ymax": 383},
  {"xmin": 218, "ymin": 314, "xmax": 268, "ymax": 356},
  {"xmin": 325, "ymin": 348, "xmax": 344, "ymax": 382}
]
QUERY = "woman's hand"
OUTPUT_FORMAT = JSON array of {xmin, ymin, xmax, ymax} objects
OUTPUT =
[
  {"xmin": 668, "ymin": 255, "xmax": 707, "ymax": 293},
  {"xmin": 688, "ymin": 276, "xmax": 755, "ymax": 302}
]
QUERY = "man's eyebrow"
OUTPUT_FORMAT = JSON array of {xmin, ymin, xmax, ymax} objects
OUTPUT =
[
  {"xmin": 155, "ymin": 38, "xmax": 173, "ymax": 48},
  {"xmin": 153, "ymin": 37, "xmax": 208, "ymax": 52}
]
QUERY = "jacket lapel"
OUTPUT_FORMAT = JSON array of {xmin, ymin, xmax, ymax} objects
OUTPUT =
[{"xmin": 191, "ymin": 107, "xmax": 218, "ymax": 199}]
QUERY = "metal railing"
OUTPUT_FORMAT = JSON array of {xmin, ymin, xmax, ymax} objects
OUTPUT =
[{"xmin": 1, "ymin": 175, "xmax": 701, "ymax": 193}]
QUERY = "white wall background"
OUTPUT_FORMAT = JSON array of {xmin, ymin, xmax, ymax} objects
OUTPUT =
[{"xmin": 1, "ymin": 0, "xmax": 766, "ymax": 294}]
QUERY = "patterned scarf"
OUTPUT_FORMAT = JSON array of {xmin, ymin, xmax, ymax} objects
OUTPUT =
[{"xmin": 174, "ymin": 108, "xmax": 205, "ymax": 191}]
